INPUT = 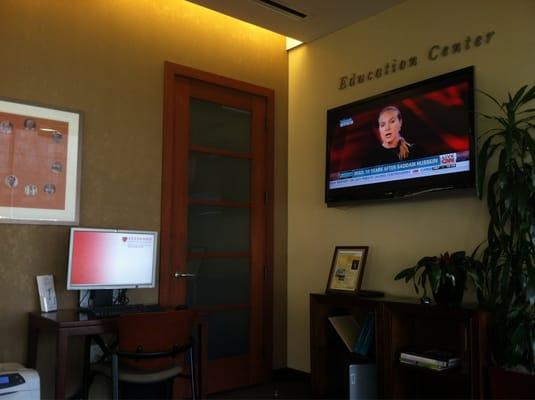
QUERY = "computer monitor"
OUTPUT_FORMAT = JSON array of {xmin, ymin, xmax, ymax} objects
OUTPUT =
[{"xmin": 67, "ymin": 227, "xmax": 158, "ymax": 291}]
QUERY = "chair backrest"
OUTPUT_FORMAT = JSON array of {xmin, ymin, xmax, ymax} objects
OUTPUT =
[{"xmin": 117, "ymin": 309, "xmax": 196, "ymax": 370}]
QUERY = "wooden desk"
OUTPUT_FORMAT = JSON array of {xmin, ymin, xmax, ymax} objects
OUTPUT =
[
  {"xmin": 26, "ymin": 310, "xmax": 117, "ymax": 399},
  {"xmin": 27, "ymin": 310, "xmax": 205, "ymax": 400}
]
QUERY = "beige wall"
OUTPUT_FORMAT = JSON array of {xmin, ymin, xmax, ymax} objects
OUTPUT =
[
  {"xmin": 287, "ymin": 0, "xmax": 535, "ymax": 372},
  {"xmin": 0, "ymin": 0, "xmax": 288, "ymax": 379}
]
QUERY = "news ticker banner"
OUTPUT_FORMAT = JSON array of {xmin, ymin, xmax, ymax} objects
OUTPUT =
[{"xmin": 330, "ymin": 153, "xmax": 469, "ymax": 189}]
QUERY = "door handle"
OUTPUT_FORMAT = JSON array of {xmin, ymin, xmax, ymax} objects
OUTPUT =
[{"xmin": 174, "ymin": 272, "xmax": 196, "ymax": 278}]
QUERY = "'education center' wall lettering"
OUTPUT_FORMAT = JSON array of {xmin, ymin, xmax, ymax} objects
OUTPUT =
[{"xmin": 339, "ymin": 31, "xmax": 496, "ymax": 90}]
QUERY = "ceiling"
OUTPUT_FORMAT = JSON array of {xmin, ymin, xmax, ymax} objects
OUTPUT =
[{"xmin": 186, "ymin": 0, "xmax": 405, "ymax": 43}]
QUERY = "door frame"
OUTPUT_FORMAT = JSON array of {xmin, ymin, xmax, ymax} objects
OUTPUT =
[{"xmin": 159, "ymin": 61, "xmax": 275, "ymax": 388}]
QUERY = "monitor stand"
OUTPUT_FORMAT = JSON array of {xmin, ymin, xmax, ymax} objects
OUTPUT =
[{"xmin": 89, "ymin": 289, "xmax": 114, "ymax": 308}]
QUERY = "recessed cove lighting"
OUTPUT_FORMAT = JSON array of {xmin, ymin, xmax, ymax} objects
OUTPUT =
[{"xmin": 286, "ymin": 37, "xmax": 303, "ymax": 50}]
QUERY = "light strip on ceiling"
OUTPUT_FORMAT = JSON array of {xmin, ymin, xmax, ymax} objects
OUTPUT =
[{"xmin": 254, "ymin": 0, "xmax": 308, "ymax": 20}]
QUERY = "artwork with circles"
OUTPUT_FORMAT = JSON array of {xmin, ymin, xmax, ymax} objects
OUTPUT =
[{"xmin": 0, "ymin": 98, "xmax": 81, "ymax": 224}]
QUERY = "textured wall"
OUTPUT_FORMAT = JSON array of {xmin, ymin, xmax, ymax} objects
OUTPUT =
[
  {"xmin": 0, "ymin": 0, "xmax": 288, "ymax": 386},
  {"xmin": 287, "ymin": 0, "xmax": 535, "ymax": 372}
]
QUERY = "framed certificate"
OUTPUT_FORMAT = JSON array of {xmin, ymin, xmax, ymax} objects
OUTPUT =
[{"xmin": 326, "ymin": 246, "xmax": 369, "ymax": 294}]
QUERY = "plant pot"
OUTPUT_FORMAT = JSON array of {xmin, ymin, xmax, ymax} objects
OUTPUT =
[
  {"xmin": 487, "ymin": 366, "xmax": 535, "ymax": 399},
  {"xmin": 432, "ymin": 272, "xmax": 465, "ymax": 304}
]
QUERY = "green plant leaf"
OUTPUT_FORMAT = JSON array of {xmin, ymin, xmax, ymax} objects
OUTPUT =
[
  {"xmin": 450, "ymin": 251, "xmax": 466, "ymax": 263},
  {"xmin": 477, "ymin": 138, "xmax": 494, "ymax": 198},
  {"xmin": 518, "ymin": 108, "xmax": 535, "ymax": 115},
  {"xmin": 486, "ymin": 171, "xmax": 499, "ymax": 213},
  {"xmin": 417, "ymin": 256, "xmax": 437, "ymax": 266},
  {"xmin": 526, "ymin": 135, "xmax": 535, "ymax": 169},
  {"xmin": 479, "ymin": 113, "xmax": 500, "ymax": 121},
  {"xmin": 428, "ymin": 264, "xmax": 441, "ymax": 293},
  {"xmin": 520, "ymin": 85, "xmax": 535, "ymax": 105},
  {"xmin": 527, "ymin": 265, "xmax": 535, "ymax": 305},
  {"xmin": 394, "ymin": 268, "xmax": 414, "ymax": 280},
  {"xmin": 467, "ymin": 269, "xmax": 483, "ymax": 291},
  {"xmin": 510, "ymin": 85, "xmax": 528, "ymax": 111},
  {"xmin": 421, "ymin": 269, "xmax": 428, "ymax": 294},
  {"xmin": 479, "ymin": 89, "xmax": 505, "ymax": 111},
  {"xmin": 515, "ymin": 115, "xmax": 535, "ymax": 125}
]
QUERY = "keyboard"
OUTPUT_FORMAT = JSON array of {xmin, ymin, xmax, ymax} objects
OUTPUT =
[{"xmin": 83, "ymin": 304, "xmax": 163, "ymax": 318}]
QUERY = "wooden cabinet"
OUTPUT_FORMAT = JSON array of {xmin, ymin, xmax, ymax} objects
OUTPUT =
[
  {"xmin": 310, "ymin": 293, "xmax": 384, "ymax": 398},
  {"xmin": 310, "ymin": 293, "xmax": 488, "ymax": 399}
]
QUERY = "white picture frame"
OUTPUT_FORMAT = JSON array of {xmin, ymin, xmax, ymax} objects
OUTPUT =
[
  {"xmin": 0, "ymin": 98, "xmax": 81, "ymax": 225},
  {"xmin": 36, "ymin": 274, "xmax": 58, "ymax": 312}
]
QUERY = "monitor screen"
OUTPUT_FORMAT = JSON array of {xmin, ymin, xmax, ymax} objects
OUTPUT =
[
  {"xmin": 325, "ymin": 66, "xmax": 475, "ymax": 204},
  {"xmin": 67, "ymin": 228, "xmax": 158, "ymax": 290}
]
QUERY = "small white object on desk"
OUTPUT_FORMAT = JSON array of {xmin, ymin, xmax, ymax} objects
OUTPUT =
[{"xmin": 36, "ymin": 274, "xmax": 57, "ymax": 312}]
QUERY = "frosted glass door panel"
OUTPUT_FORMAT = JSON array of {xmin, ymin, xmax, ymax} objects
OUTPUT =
[
  {"xmin": 190, "ymin": 98, "xmax": 251, "ymax": 153},
  {"xmin": 187, "ymin": 205, "xmax": 250, "ymax": 252},
  {"xmin": 189, "ymin": 152, "xmax": 250, "ymax": 202},
  {"xmin": 207, "ymin": 309, "xmax": 249, "ymax": 360},
  {"xmin": 186, "ymin": 258, "xmax": 250, "ymax": 306}
]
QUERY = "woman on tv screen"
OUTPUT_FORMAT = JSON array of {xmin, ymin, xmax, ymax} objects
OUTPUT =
[{"xmin": 370, "ymin": 105, "xmax": 420, "ymax": 165}]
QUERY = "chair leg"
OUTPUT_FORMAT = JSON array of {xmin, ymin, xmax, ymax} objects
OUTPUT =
[
  {"xmin": 111, "ymin": 354, "xmax": 119, "ymax": 400},
  {"xmin": 189, "ymin": 348, "xmax": 197, "ymax": 400}
]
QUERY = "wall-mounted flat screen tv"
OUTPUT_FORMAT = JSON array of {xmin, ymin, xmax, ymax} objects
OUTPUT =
[{"xmin": 325, "ymin": 66, "xmax": 476, "ymax": 205}]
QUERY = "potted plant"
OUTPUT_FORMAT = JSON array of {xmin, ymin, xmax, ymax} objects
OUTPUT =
[
  {"xmin": 476, "ymin": 85, "xmax": 535, "ymax": 396},
  {"xmin": 394, "ymin": 251, "xmax": 479, "ymax": 304}
]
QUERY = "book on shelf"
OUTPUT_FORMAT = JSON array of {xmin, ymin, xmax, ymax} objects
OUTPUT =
[
  {"xmin": 399, "ymin": 350, "xmax": 460, "ymax": 370},
  {"xmin": 399, "ymin": 358, "xmax": 456, "ymax": 371},
  {"xmin": 328, "ymin": 315, "xmax": 360, "ymax": 352}
]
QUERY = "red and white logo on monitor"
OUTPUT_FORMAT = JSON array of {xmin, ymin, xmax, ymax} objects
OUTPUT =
[{"xmin": 122, "ymin": 236, "xmax": 128, "ymax": 242}]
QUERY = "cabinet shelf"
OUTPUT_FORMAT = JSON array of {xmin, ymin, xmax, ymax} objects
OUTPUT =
[{"xmin": 395, "ymin": 361, "xmax": 468, "ymax": 377}]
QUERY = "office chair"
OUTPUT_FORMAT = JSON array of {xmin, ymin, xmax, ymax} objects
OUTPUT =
[{"xmin": 91, "ymin": 309, "xmax": 198, "ymax": 400}]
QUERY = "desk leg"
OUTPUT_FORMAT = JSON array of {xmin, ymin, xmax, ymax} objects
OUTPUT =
[
  {"xmin": 55, "ymin": 331, "xmax": 68, "ymax": 400},
  {"xmin": 26, "ymin": 316, "xmax": 38, "ymax": 368},
  {"xmin": 82, "ymin": 336, "xmax": 92, "ymax": 399}
]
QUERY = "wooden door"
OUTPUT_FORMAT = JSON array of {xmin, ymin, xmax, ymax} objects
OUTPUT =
[{"xmin": 159, "ymin": 62, "xmax": 273, "ymax": 394}]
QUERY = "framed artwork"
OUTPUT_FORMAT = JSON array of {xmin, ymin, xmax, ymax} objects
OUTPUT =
[
  {"xmin": 326, "ymin": 246, "xmax": 369, "ymax": 294},
  {"xmin": 0, "ymin": 98, "xmax": 81, "ymax": 224}
]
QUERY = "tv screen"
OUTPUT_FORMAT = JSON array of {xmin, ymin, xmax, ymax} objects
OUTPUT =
[
  {"xmin": 66, "ymin": 228, "xmax": 158, "ymax": 290},
  {"xmin": 325, "ymin": 66, "xmax": 475, "ymax": 204}
]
